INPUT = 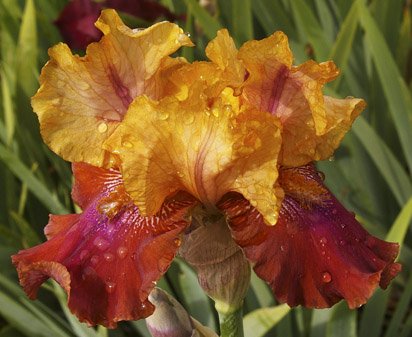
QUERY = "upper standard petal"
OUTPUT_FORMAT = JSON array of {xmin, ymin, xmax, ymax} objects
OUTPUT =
[
  {"xmin": 12, "ymin": 163, "xmax": 194, "ymax": 328},
  {"xmin": 104, "ymin": 88, "xmax": 283, "ymax": 225},
  {"xmin": 32, "ymin": 9, "xmax": 192, "ymax": 167},
  {"xmin": 238, "ymin": 33, "xmax": 365, "ymax": 166}
]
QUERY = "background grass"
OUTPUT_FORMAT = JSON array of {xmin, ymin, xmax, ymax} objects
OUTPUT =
[{"xmin": 1, "ymin": 0, "xmax": 412, "ymax": 336}]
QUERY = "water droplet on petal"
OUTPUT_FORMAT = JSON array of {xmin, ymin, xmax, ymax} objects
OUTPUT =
[
  {"xmin": 131, "ymin": 252, "xmax": 137, "ymax": 260},
  {"xmin": 157, "ymin": 111, "xmax": 169, "ymax": 120},
  {"xmin": 332, "ymin": 209, "xmax": 338, "ymax": 215},
  {"xmin": 90, "ymin": 255, "xmax": 99, "ymax": 265},
  {"xmin": 280, "ymin": 245, "xmax": 286, "ymax": 252},
  {"xmin": 122, "ymin": 141, "xmax": 133, "ymax": 148},
  {"xmin": 340, "ymin": 223, "xmax": 346, "ymax": 229},
  {"xmin": 317, "ymin": 171, "xmax": 325, "ymax": 181},
  {"xmin": 184, "ymin": 31, "xmax": 191, "ymax": 37},
  {"xmin": 117, "ymin": 246, "xmax": 128, "ymax": 259},
  {"xmin": 80, "ymin": 250, "xmax": 88, "ymax": 260},
  {"xmin": 184, "ymin": 114, "xmax": 195, "ymax": 125},
  {"xmin": 339, "ymin": 240, "xmax": 346, "ymax": 246},
  {"xmin": 328, "ymin": 156, "xmax": 335, "ymax": 162},
  {"xmin": 78, "ymin": 81, "xmax": 90, "ymax": 90},
  {"xmin": 106, "ymin": 281, "xmax": 116, "ymax": 293},
  {"xmin": 174, "ymin": 238, "xmax": 181, "ymax": 247},
  {"xmin": 223, "ymin": 104, "xmax": 232, "ymax": 113},
  {"xmin": 176, "ymin": 171, "xmax": 184, "ymax": 178},
  {"xmin": 98, "ymin": 122, "xmax": 108, "ymax": 133},
  {"xmin": 104, "ymin": 253, "xmax": 114, "ymax": 262},
  {"xmin": 94, "ymin": 237, "xmax": 109, "ymax": 250},
  {"xmin": 322, "ymin": 272, "xmax": 332, "ymax": 283}
]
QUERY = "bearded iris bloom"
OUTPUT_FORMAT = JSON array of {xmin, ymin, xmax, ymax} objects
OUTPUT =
[{"xmin": 12, "ymin": 10, "xmax": 401, "ymax": 328}]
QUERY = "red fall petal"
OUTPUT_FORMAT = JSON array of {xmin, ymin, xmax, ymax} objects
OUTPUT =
[
  {"xmin": 12, "ymin": 163, "xmax": 194, "ymax": 328},
  {"xmin": 220, "ymin": 164, "xmax": 401, "ymax": 309}
]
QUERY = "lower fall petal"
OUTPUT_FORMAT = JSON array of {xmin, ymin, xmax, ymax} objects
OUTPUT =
[
  {"xmin": 12, "ymin": 163, "xmax": 194, "ymax": 328},
  {"xmin": 220, "ymin": 164, "xmax": 401, "ymax": 309}
]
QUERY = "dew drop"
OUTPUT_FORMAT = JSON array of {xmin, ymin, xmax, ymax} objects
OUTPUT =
[
  {"xmin": 98, "ymin": 122, "xmax": 108, "ymax": 133},
  {"xmin": 340, "ymin": 223, "xmax": 346, "ymax": 229},
  {"xmin": 176, "ymin": 171, "xmax": 184, "ymax": 178},
  {"xmin": 280, "ymin": 245, "xmax": 286, "ymax": 252},
  {"xmin": 328, "ymin": 156, "xmax": 335, "ymax": 162},
  {"xmin": 117, "ymin": 246, "xmax": 128, "ymax": 259},
  {"xmin": 223, "ymin": 104, "xmax": 232, "ymax": 113},
  {"xmin": 105, "ymin": 281, "xmax": 116, "ymax": 293},
  {"xmin": 104, "ymin": 253, "xmax": 114, "ymax": 262},
  {"xmin": 322, "ymin": 272, "xmax": 332, "ymax": 283},
  {"xmin": 78, "ymin": 81, "xmax": 90, "ymax": 90},
  {"xmin": 90, "ymin": 255, "xmax": 99, "ymax": 265},
  {"xmin": 94, "ymin": 237, "xmax": 109, "ymax": 250},
  {"xmin": 266, "ymin": 212, "xmax": 277, "ymax": 225},
  {"xmin": 131, "ymin": 252, "xmax": 137, "ymax": 260},
  {"xmin": 212, "ymin": 108, "xmax": 219, "ymax": 117},
  {"xmin": 174, "ymin": 238, "xmax": 181, "ymax": 247},
  {"xmin": 157, "ymin": 111, "xmax": 169, "ymax": 120},
  {"xmin": 317, "ymin": 171, "xmax": 325, "ymax": 181},
  {"xmin": 331, "ymin": 209, "xmax": 338, "ymax": 215},
  {"xmin": 82, "ymin": 266, "xmax": 95, "ymax": 280},
  {"xmin": 339, "ymin": 240, "xmax": 346, "ymax": 246},
  {"xmin": 80, "ymin": 250, "xmax": 88, "ymax": 260},
  {"xmin": 184, "ymin": 31, "xmax": 191, "ymax": 38},
  {"xmin": 122, "ymin": 141, "xmax": 133, "ymax": 148},
  {"xmin": 184, "ymin": 114, "xmax": 195, "ymax": 125}
]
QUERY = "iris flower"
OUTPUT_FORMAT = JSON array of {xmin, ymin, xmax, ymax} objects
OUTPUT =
[{"xmin": 13, "ymin": 10, "xmax": 401, "ymax": 328}]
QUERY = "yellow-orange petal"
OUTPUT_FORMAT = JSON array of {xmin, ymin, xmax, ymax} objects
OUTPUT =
[
  {"xmin": 104, "ymin": 89, "xmax": 283, "ymax": 225},
  {"xmin": 32, "ymin": 9, "xmax": 192, "ymax": 166},
  {"xmin": 205, "ymin": 29, "xmax": 245, "ymax": 88},
  {"xmin": 238, "ymin": 33, "xmax": 360, "ymax": 166}
]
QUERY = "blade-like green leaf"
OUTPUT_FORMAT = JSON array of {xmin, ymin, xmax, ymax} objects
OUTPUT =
[
  {"xmin": 357, "ymin": 0, "xmax": 412, "ymax": 174},
  {"xmin": 182, "ymin": 0, "xmax": 222, "ymax": 39},
  {"xmin": 0, "ymin": 143, "xmax": 67, "ymax": 214},
  {"xmin": 386, "ymin": 197, "xmax": 412, "ymax": 244},
  {"xmin": 359, "ymin": 289, "xmax": 390, "ymax": 337},
  {"xmin": 326, "ymin": 302, "xmax": 357, "ymax": 337},
  {"xmin": 290, "ymin": 0, "xmax": 331, "ymax": 60},
  {"xmin": 352, "ymin": 117, "xmax": 412, "ymax": 206},
  {"xmin": 384, "ymin": 272, "xmax": 412, "ymax": 337},
  {"xmin": 243, "ymin": 304, "xmax": 290, "ymax": 337},
  {"xmin": 16, "ymin": 0, "xmax": 38, "ymax": 97},
  {"xmin": 232, "ymin": 0, "xmax": 253, "ymax": 45},
  {"xmin": 329, "ymin": 2, "xmax": 359, "ymax": 89}
]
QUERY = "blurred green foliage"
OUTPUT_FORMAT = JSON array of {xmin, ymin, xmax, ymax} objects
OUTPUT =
[{"xmin": 1, "ymin": 0, "xmax": 412, "ymax": 336}]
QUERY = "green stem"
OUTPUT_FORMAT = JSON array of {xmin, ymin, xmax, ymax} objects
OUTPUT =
[{"xmin": 218, "ymin": 307, "xmax": 244, "ymax": 337}]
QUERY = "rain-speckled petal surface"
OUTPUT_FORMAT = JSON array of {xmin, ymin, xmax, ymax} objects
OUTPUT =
[
  {"xmin": 104, "ymin": 88, "xmax": 283, "ymax": 225},
  {"xmin": 32, "ymin": 9, "xmax": 192, "ymax": 166},
  {"xmin": 220, "ymin": 164, "xmax": 400, "ymax": 309},
  {"xmin": 238, "ymin": 33, "xmax": 365, "ymax": 166},
  {"xmin": 12, "ymin": 163, "xmax": 194, "ymax": 328}
]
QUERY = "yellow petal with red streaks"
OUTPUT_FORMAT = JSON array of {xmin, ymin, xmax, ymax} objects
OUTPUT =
[
  {"xmin": 32, "ymin": 9, "xmax": 192, "ymax": 166},
  {"xmin": 238, "ymin": 33, "xmax": 362, "ymax": 166},
  {"xmin": 104, "ymin": 89, "xmax": 283, "ymax": 225}
]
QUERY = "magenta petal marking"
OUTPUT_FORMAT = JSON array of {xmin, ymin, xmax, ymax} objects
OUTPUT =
[
  {"xmin": 220, "ymin": 165, "xmax": 401, "ymax": 309},
  {"xmin": 12, "ymin": 163, "xmax": 193, "ymax": 328}
]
